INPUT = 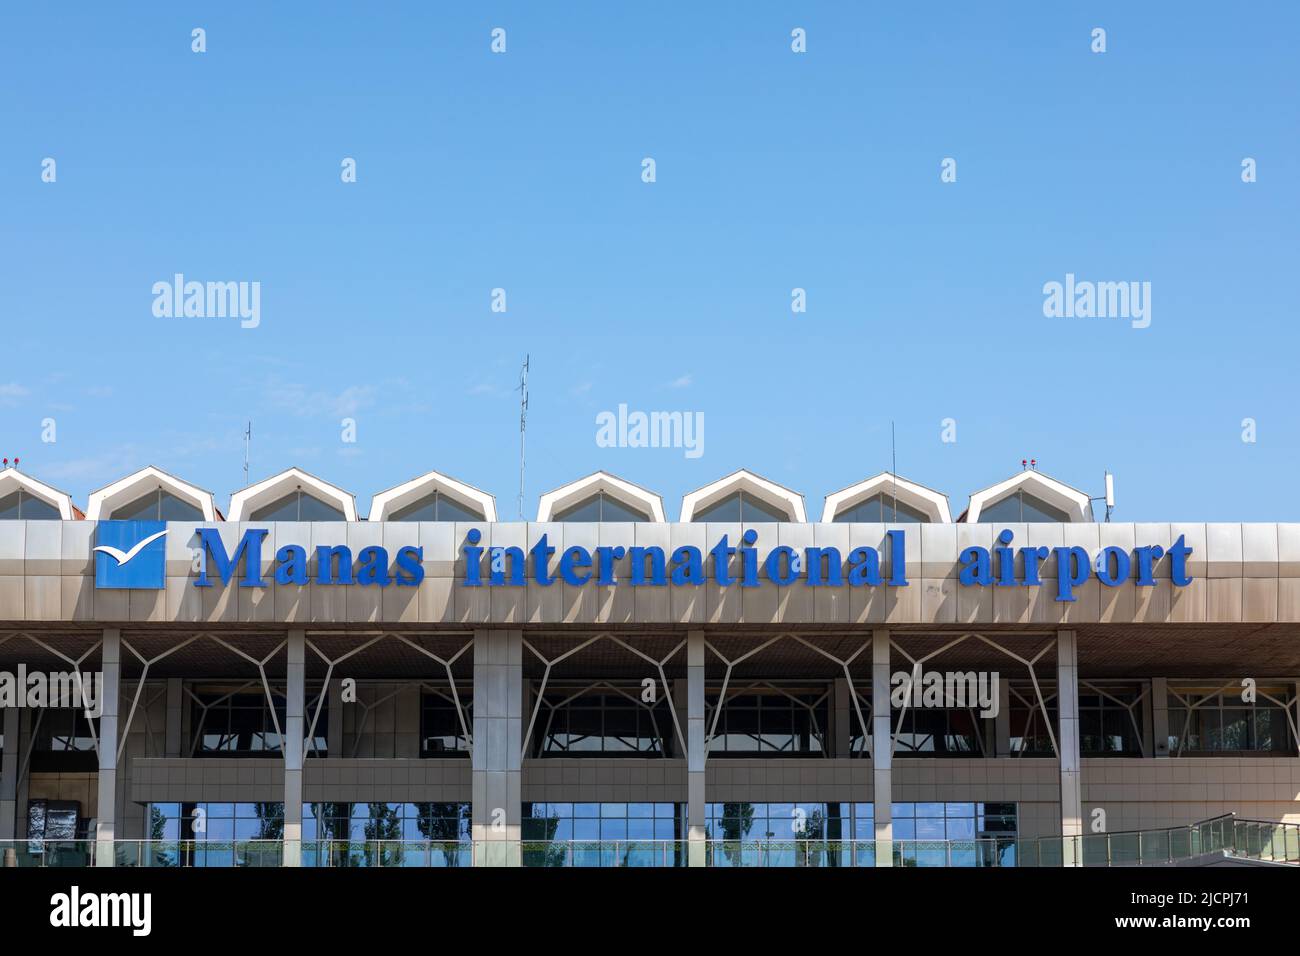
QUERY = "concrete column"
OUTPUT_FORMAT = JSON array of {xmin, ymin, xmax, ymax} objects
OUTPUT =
[
  {"xmin": 994, "ymin": 677, "xmax": 1012, "ymax": 756},
  {"xmin": 0, "ymin": 704, "xmax": 18, "ymax": 840},
  {"xmin": 472, "ymin": 628, "xmax": 522, "ymax": 867},
  {"xmin": 1057, "ymin": 629, "xmax": 1082, "ymax": 867},
  {"xmin": 872, "ymin": 628, "xmax": 893, "ymax": 867},
  {"xmin": 283, "ymin": 629, "xmax": 304, "ymax": 867},
  {"xmin": 670, "ymin": 680, "xmax": 687, "ymax": 759},
  {"xmin": 164, "ymin": 678, "xmax": 182, "ymax": 757},
  {"xmin": 521, "ymin": 680, "xmax": 535, "ymax": 759},
  {"xmin": 1140, "ymin": 680, "xmax": 1155, "ymax": 757},
  {"xmin": 687, "ymin": 630, "xmax": 706, "ymax": 867},
  {"xmin": 396, "ymin": 684, "xmax": 420, "ymax": 758},
  {"xmin": 831, "ymin": 678, "xmax": 851, "ymax": 758},
  {"xmin": 327, "ymin": 679, "xmax": 343, "ymax": 757},
  {"xmin": 14, "ymin": 710, "xmax": 29, "ymax": 840},
  {"xmin": 1151, "ymin": 677, "xmax": 1171, "ymax": 757},
  {"xmin": 95, "ymin": 627, "xmax": 121, "ymax": 867}
]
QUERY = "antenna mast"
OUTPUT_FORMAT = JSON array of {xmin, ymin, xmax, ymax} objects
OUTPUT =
[
  {"xmin": 243, "ymin": 421, "xmax": 251, "ymax": 485},
  {"xmin": 517, "ymin": 356, "xmax": 529, "ymax": 519},
  {"xmin": 891, "ymin": 421, "xmax": 898, "ymax": 518}
]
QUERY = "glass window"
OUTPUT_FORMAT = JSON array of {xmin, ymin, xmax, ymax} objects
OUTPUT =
[
  {"xmin": 704, "ymin": 802, "xmax": 871, "ymax": 866},
  {"xmin": 535, "ymin": 685, "xmax": 673, "ymax": 757},
  {"xmin": 250, "ymin": 490, "xmax": 345, "ymax": 522},
  {"xmin": 1009, "ymin": 684, "xmax": 1058, "ymax": 756},
  {"xmin": 893, "ymin": 707, "xmax": 986, "ymax": 756},
  {"xmin": 31, "ymin": 708, "xmax": 99, "ymax": 772},
  {"xmin": 693, "ymin": 491, "xmax": 790, "ymax": 523},
  {"xmin": 34, "ymin": 711, "xmax": 97, "ymax": 751},
  {"xmin": 145, "ymin": 802, "xmax": 285, "ymax": 867},
  {"xmin": 893, "ymin": 802, "xmax": 1019, "ymax": 867},
  {"xmin": 705, "ymin": 686, "xmax": 828, "ymax": 756},
  {"xmin": 0, "ymin": 489, "xmax": 60, "ymax": 520},
  {"xmin": 305, "ymin": 802, "xmax": 471, "ymax": 867},
  {"xmin": 1079, "ymin": 683, "xmax": 1143, "ymax": 755},
  {"xmin": 110, "ymin": 488, "xmax": 203, "ymax": 521},
  {"xmin": 523, "ymin": 802, "xmax": 685, "ymax": 866},
  {"xmin": 833, "ymin": 493, "xmax": 929, "ymax": 523},
  {"xmin": 978, "ymin": 490, "xmax": 1070, "ymax": 523},
  {"xmin": 553, "ymin": 492, "xmax": 650, "ymax": 523},
  {"xmin": 191, "ymin": 687, "xmax": 287, "ymax": 757},
  {"xmin": 420, "ymin": 692, "xmax": 471, "ymax": 756},
  {"xmin": 390, "ymin": 491, "xmax": 484, "ymax": 522},
  {"xmin": 1167, "ymin": 685, "xmax": 1294, "ymax": 755}
]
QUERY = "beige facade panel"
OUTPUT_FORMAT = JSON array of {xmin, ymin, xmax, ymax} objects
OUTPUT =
[
  {"xmin": 0, "ymin": 522, "xmax": 1293, "ymax": 628},
  {"xmin": 705, "ymin": 758, "xmax": 873, "ymax": 804},
  {"xmin": 522, "ymin": 758, "xmax": 687, "ymax": 804}
]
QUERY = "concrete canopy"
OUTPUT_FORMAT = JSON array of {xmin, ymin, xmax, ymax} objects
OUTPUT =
[
  {"xmin": 369, "ymin": 469, "xmax": 497, "ymax": 522},
  {"xmin": 680, "ymin": 469, "xmax": 806, "ymax": 523},
  {"xmin": 85, "ymin": 465, "xmax": 218, "ymax": 521},
  {"xmin": 227, "ymin": 466, "xmax": 357, "ymax": 521},
  {"xmin": 0, "ymin": 467, "xmax": 79, "ymax": 519},
  {"xmin": 536, "ymin": 471, "xmax": 666, "ymax": 522},
  {"xmin": 964, "ymin": 471, "xmax": 1093, "ymax": 523},
  {"xmin": 821, "ymin": 472, "xmax": 952, "ymax": 523}
]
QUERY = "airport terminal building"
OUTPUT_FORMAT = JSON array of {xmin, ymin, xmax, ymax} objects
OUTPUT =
[{"xmin": 2, "ymin": 462, "xmax": 1299, "ymax": 868}]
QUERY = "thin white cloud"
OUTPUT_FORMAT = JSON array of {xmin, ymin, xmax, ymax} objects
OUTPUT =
[
  {"xmin": 262, "ymin": 378, "xmax": 378, "ymax": 418},
  {"xmin": 0, "ymin": 382, "xmax": 30, "ymax": 405}
]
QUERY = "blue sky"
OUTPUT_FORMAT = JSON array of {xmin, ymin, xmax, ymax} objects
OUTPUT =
[{"xmin": 1, "ymin": 2, "xmax": 1297, "ymax": 520}]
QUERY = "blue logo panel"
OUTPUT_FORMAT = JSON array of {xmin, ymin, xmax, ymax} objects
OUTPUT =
[{"xmin": 94, "ymin": 521, "xmax": 168, "ymax": 590}]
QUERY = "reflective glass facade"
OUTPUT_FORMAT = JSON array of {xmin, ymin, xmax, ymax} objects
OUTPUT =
[
  {"xmin": 110, "ymin": 488, "xmax": 203, "ymax": 521},
  {"xmin": 146, "ymin": 802, "xmax": 284, "ymax": 866},
  {"xmin": 249, "ymin": 490, "xmax": 345, "ymax": 521},
  {"xmin": 0, "ymin": 489, "xmax": 60, "ymax": 520},
  {"xmin": 522, "ymin": 802, "xmax": 685, "ymax": 866},
  {"xmin": 706, "ymin": 802, "xmax": 874, "ymax": 866},
  {"xmin": 893, "ymin": 801, "xmax": 1018, "ymax": 867},
  {"xmin": 1167, "ymin": 685, "xmax": 1295, "ymax": 754},
  {"xmin": 390, "ymin": 491, "xmax": 484, "ymax": 522},
  {"xmin": 304, "ymin": 802, "xmax": 471, "ymax": 867},
  {"xmin": 833, "ymin": 493, "xmax": 929, "ymax": 523}
]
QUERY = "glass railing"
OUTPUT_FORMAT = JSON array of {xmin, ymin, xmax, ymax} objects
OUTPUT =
[
  {"xmin": 114, "ymin": 840, "xmax": 285, "ymax": 867},
  {"xmin": 1230, "ymin": 819, "xmax": 1300, "ymax": 864},
  {"xmin": 1065, "ymin": 814, "xmax": 1300, "ymax": 867},
  {"xmin": 303, "ymin": 840, "xmax": 472, "ymax": 868},
  {"xmin": 3, "ymin": 816, "xmax": 1297, "ymax": 868},
  {"xmin": 892, "ymin": 839, "xmax": 1015, "ymax": 867},
  {"xmin": 0, "ymin": 840, "xmax": 286, "ymax": 867},
  {"xmin": 705, "ymin": 840, "xmax": 874, "ymax": 867},
  {"xmin": 0, "ymin": 840, "xmax": 97, "ymax": 867},
  {"xmin": 522, "ymin": 840, "xmax": 688, "ymax": 867}
]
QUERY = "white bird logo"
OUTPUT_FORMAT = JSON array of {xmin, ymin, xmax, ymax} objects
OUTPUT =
[{"xmin": 93, "ymin": 529, "xmax": 169, "ymax": 566}]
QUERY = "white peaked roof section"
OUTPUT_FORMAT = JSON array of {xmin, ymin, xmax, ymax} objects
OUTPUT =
[
  {"xmin": 227, "ymin": 466, "xmax": 358, "ymax": 522},
  {"xmin": 537, "ymin": 471, "xmax": 666, "ymax": 522},
  {"xmin": 369, "ymin": 469, "xmax": 498, "ymax": 522},
  {"xmin": 964, "ymin": 470, "xmax": 1093, "ymax": 523},
  {"xmin": 85, "ymin": 465, "xmax": 218, "ymax": 521},
  {"xmin": 680, "ymin": 469, "xmax": 806, "ymax": 523},
  {"xmin": 821, "ymin": 472, "xmax": 952, "ymax": 523},
  {"xmin": 0, "ymin": 468, "xmax": 78, "ymax": 519}
]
